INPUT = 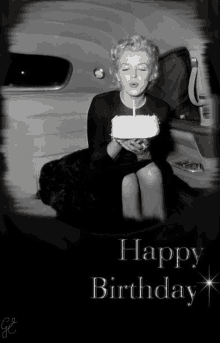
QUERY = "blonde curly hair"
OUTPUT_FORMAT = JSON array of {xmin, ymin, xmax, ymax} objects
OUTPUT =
[{"xmin": 109, "ymin": 35, "xmax": 160, "ymax": 90}]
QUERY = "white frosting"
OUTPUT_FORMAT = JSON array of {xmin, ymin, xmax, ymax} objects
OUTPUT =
[{"xmin": 111, "ymin": 114, "xmax": 160, "ymax": 139}]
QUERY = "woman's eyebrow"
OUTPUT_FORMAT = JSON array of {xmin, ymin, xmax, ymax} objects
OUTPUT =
[{"xmin": 121, "ymin": 62, "xmax": 149, "ymax": 66}]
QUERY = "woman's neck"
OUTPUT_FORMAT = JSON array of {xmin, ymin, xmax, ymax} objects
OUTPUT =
[{"xmin": 120, "ymin": 91, "xmax": 146, "ymax": 109}]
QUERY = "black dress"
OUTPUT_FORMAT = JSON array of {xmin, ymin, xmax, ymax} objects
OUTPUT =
[
  {"xmin": 86, "ymin": 90, "xmax": 172, "ymax": 211},
  {"xmin": 38, "ymin": 90, "xmax": 173, "ymax": 231}
]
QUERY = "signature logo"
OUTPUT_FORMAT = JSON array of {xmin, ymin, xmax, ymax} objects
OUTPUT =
[{"xmin": 1, "ymin": 317, "xmax": 17, "ymax": 339}]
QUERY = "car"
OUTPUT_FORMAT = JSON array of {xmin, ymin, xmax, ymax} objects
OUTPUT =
[{"xmin": 2, "ymin": 0, "xmax": 219, "ymax": 229}]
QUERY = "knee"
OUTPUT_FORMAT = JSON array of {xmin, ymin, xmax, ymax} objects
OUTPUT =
[
  {"xmin": 122, "ymin": 173, "xmax": 138, "ymax": 194},
  {"xmin": 137, "ymin": 163, "xmax": 162, "ymax": 186}
]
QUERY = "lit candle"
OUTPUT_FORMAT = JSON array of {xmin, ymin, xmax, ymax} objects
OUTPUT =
[{"xmin": 133, "ymin": 99, "xmax": 136, "ymax": 117}]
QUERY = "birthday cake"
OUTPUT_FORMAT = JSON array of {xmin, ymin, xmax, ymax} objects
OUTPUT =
[{"xmin": 111, "ymin": 114, "xmax": 160, "ymax": 139}]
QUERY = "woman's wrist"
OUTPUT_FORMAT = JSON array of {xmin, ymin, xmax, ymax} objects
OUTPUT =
[
  {"xmin": 107, "ymin": 139, "xmax": 122, "ymax": 159},
  {"xmin": 137, "ymin": 149, "xmax": 151, "ymax": 161}
]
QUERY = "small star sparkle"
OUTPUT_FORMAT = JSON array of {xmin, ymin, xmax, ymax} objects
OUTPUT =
[{"xmin": 197, "ymin": 266, "xmax": 220, "ymax": 307}]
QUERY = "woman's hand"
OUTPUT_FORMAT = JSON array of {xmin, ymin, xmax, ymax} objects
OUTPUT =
[{"xmin": 115, "ymin": 138, "xmax": 150, "ymax": 155}]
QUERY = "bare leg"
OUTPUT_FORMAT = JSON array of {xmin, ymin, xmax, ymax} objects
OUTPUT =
[
  {"xmin": 136, "ymin": 162, "xmax": 166, "ymax": 222},
  {"xmin": 122, "ymin": 173, "xmax": 142, "ymax": 221}
]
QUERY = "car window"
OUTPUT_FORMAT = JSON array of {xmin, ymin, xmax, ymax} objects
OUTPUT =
[{"xmin": 4, "ymin": 53, "xmax": 72, "ymax": 89}]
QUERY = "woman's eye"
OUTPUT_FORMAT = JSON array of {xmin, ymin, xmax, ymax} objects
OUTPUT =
[{"xmin": 121, "ymin": 67, "xmax": 147, "ymax": 71}]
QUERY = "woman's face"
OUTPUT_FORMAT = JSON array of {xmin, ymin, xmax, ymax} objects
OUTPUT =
[{"xmin": 116, "ymin": 50, "xmax": 153, "ymax": 97}]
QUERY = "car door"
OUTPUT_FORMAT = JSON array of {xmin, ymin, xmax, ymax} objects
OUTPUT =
[
  {"xmin": 165, "ymin": 49, "xmax": 220, "ymax": 191},
  {"xmin": 167, "ymin": 109, "xmax": 220, "ymax": 191}
]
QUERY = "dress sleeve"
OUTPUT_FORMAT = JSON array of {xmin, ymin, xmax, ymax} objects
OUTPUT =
[
  {"xmin": 149, "ymin": 102, "xmax": 172, "ymax": 161},
  {"xmin": 87, "ymin": 95, "xmax": 114, "ymax": 172}
]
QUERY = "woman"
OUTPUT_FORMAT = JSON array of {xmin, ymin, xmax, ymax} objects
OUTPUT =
[
  {"xmin": 38, "ymin": 34, "xmax": 173, "ymax": 232},
  {"xmin": 87, "ymin": 35, "xmax": 172, "ymax": 225}
]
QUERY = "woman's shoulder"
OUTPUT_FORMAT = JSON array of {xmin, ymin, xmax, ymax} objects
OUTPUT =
[
  {"xmin": 145, "ymin": 92, "xmax": 170, "ymax": 110},
  {"xmin": 88, "ymin": 90, "xmax": 120, "ymax": 119},
  {"xmin": 145, "ymin": 92, "xmax": 171, "ymax": 123}
]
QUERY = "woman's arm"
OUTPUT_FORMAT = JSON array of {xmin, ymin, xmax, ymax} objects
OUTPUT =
[
  {"xmin": 87, "ymin": 95, "xmax": 122, "ymax": 165},
  {"xmin": 107, "ymin": 140, "xmax": 123, "ymax": 159},
  {"xmin": 116, "ymin": 138, "xmax": 151, "ymax": 161},
  {"xmin": 149, "ymin": 103, "xmax": 172, "ymax": 161}
]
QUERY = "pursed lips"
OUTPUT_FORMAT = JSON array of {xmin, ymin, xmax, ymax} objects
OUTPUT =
[{"xmin": 129, "ymin": 82, "xmax": 139, "ymax": 88}]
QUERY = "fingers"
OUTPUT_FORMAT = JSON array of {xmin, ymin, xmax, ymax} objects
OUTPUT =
[
  {"xmin": 114, "ymin": 139, "xmax": 136, "ymax": 149},
  {"xmin": 120, "ymin": 142, "xmax": 134, "ymax": 152},
  {"xmin": 129, "ymin": 140, "xmax": 143, "ymax": 150},
  {"xmin": 135, "ymin": 139, "xmax": 143, "ymax": 144},
  {"xmin": 115, "ymin": 138, "xmax": 123, "ymax": 143},
  {"xmin": 113, "ymin": 138, "xmax": 150, "ymax": 154},
  {"xmin": 131, "ymin": 139, "xmax": 150, "ymax": 153},
  {"xmin": 139, "ymin": 139, "xmax": 149, "ymax": 150},
  {"xmin": 125, "ymin": 140, "xmax": 143, "ymax": 154},
  {"xmin": 119, "ymin": 140, "xmax": 137, "ymax": 153},
  {"xmin": 141, "ymin": 142, "xmax": 148, "ymax": 149}
]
